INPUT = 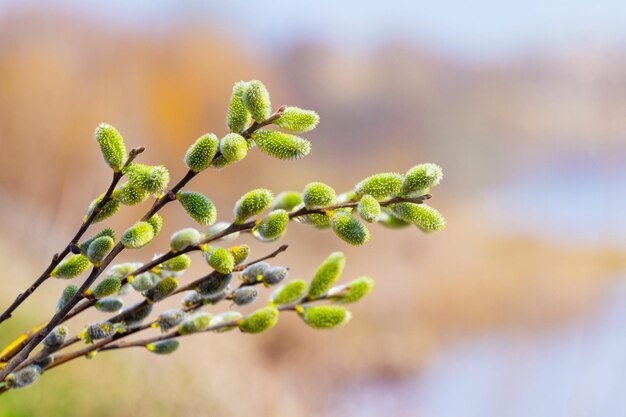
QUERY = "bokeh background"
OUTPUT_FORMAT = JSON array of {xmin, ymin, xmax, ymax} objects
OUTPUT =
[{"xmin": 1, "ymin": 1, "xmax": 625, "ymax": 416}]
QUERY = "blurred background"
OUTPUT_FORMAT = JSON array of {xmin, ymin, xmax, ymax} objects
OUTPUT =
[{"xmin": 0, "ymin": 1, "xmax": 625, "ymax": 416}]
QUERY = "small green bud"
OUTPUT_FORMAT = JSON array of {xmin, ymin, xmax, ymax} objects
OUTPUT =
[
  {"xmin": 220, "ymin": 133, "xmax": 249, "ymax": 163},
  {"xmin": 51, "ymin": 254, "xmax": 90, "ymax": 279},
  {"xmin": 263, "ymin": 266, "xmax": 288, "ymax": 286},
  {"xmin": 330, "ymin": 213, "xmax": 371, "ymax": 246},
  {"xmin": 121, "ymin": 221, "xmax": 154, "ymax": 249},
  {"xmin": 296, "ymin": 212, "xmax": 331, "ymax": 228},
  {"xmin": 80, "ymin": 228, "xmax": 115, "ymax": 252},
  {"xmin": 85, "ymin": 321, "xmax": 116, "ymax": 342},
  {"xmin": 391, "ymin": 203, "xmax": 446, "ymax": 232},
  {"xmin": 127, "ymin": 164, "xmax": 170, "ymax": 195},
  {"xmin": 94, "ymin": 123, "xmax": 127, "ymax": 172},
  {"xmin": 330, "ymin": 277, "xmax": 374, "ymax": 304},
  {"xmin": 308, "ymin": 252, "xmax": 345, "ymax": 299},
  {"xmin": 146, "ymin": 339, "xmax": 179, "ymax": 354},
  {"xmin": 227, "ymin": 81, "xmax": 251, "ymax": 133},
  {"xmin": 197, "ymin": 273, "xmax": 232, "ymax": 296},
  {"xmin": 240, "ymin": 262, "xmax": 269, "ymax": 284},
  {"xmin": 299, "ymin": 305, "xmax": 351, "ymax": 329},
  {"xmin": 120, "ymin": 302, "xmax": 153, "ymax": 327},
  {"xmin": 57, "ymin": 285, "xmax": 78, "ymax": 311},
  {"xmin": 357, "ymin": 195, "xmax": 381, "ymax": 223},
  {"xmin": 95, "ymin": 297, "xmax": 124, "ymax": 313},
  {"xmin": 271, "ymin": 279, "xmax": 307, "ymax": 305},
  {"xmin": 170, "ymin": 228, "xmax": 201, "ymax": 252},
  {"xmin": 86, "ymin": 236, "xmax": 115, "ymax": 265},
  {"xmin": 303, "ymin": 182, "xmax": 336, "ymax": 209},
  {"xmin": 273, "ymin": 106, "xmax": 319, "ymax": 133},
  {"xmin": 116, "ymin": 181, "xmax": 150, "ymax": 206},
  {"xmin": 178, "ymin": 312, "xmax": 212, "ymax": 335},
  {"xmin": 253, "ymin": 209, "xmax": 289, "ymax": 241},
  {"xmin": 377, "ymin": 210, "xmax": 411, "ymax": 229},
  {"xmin": 402, "ymin": 163, "xmax": 443, "ymax": 195},
  {"xmin": 207, "ymin": 248, "xmax": 235, "ymax": 274},
  {"xmin": 233, "ymin": 287, "xmax": 258, "ymax": 306},
  {"xmin": 160, "ymin": 254, "xmax": 191, "ymax": 272},
  {"xmin": 354, "ymin": 173, "xmax": 403, "ymax": 199},
  {"xmin": 92, "ymin": 276, "xmax": 122, "ymax": 299},
  {"xmin": 42, "ymin": 326, "xmax": 68, "ymax": 348},
  {"xmin": 176, "ymin": 191, "xmax": 217, "ymax": 226},
  {"xmin": 210, "ymin": 311, "xmax": 243, "ymax": 332},
  {"xmin": 5, "ymin": 365, "xmax": 41, "ymax": 389},
  {"xmin": 157, "ymin": 309, "xmax": 186, "ymax": 332},
  {"xmin": 130, "ymin": 272, "xmax": 158, "ymax": 292},
  {"xmin": 230, "ymin": 245, "xmax": 250, "ymax": 265},
  {"xmin": 181, "ymin": 290, "xmax": 202, "ymax": 307},
  {"xmin": 252, "ymin": 130, "xmax": 311, "ymax": 161},
  {"xmin": 147, "ymin": 214, "xmax": 163, "ymax": 236},
  {"xmin": 271, "ymin": 191, "xmax": 302, "ymax": 211},
  {"xmin": 242, "ymin": 80, "xmax": 271, "ymax": 123},
  {"xmin": 143, "ymin": 277, "xmax": 178, "ymax": 303},
  {"xmin": 86, "ymin": 193, "xmax": 121, "ymax": 223},
  {"xmin": 185, "ymin": 133, "xmax": 219, "ymax": 172},
  {"xmin": 233, "ymin": 188, "xmax": 274, "ymax": 224},
  {"xmin": 239, "ymin": 306, "xmax": 279, "ymax": 334}
]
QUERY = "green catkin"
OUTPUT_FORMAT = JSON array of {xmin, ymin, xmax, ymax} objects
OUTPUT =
[
  {"xmin": 253, "ymin": 209, "xmax": 289, "ymax": 241},
  {"xmin": 196, "ymin": 274, "xmax": 232, "ymax": 296},
  {"xmin": 207, "ymin": 248, "xmax": 235, "ymax": 274},
  {"xmin": 271, "ymin": 191, "xmax": 302, "ymax": 211},
  {"xmin": 230, "ymin": 245, "xmax": 250, "ymax": 265},
  {"xmin": 51, "ymin": 255, "xmax": 90, "ymax": 279},
  {"xmin": 354, "ymin": 173, "xmax": 404, "ymax": 199},
  {"xmin": 178, "ymin": 312, "xmax": 212, "ymax": 335},
  {"xmin": 210, "ymin": 154, "xmax": 231, "ymax": 170},
  {"xmin": 87, "ymin": 236, "xmax": 115, "ymax": 265},
  {"xmin": 220, "ymin": 133, "xmax": 248, "ymax": 163},
  {"xmin": 296, "ymin": 212, "xmax": 331, "ymax": 228},
  {"xmin": 170, "ymin": 228, "xmax": 202, "ymax": 252},
  {"xmin": 85, "ymin": 193, "xmax": 121, "ymax": 223},
  {"xmin": 57, "ymin": 285, "xmax": 79, "ymax": 311},
  {"xmin": 42, "ymin": 326, "xmax": 68, "ymax": 348},
  {"xmin": 273, "ymin": 106, "xmax": 320, "ymax": 133},
  {"xmin": 80, "ymin": 228, "xmax": 115, "ymax": 252},
  {"xmin": 116, "ymin": 181, "xmax": 150, "ymax": 206},
  {"xmin": 233, "ymin": 287, "xmax": 258, "ymax": 306},
  {"xmin": 308, "ymin": 252, "xmax": 346, "ymax": 298},
  {"xmin": 262, "ymin": 266, "xmax": 288, "ymax": 286},
  {"xmin": 251, "ymin": 130, "xmax": 311, "ymax": 161},
  {"xmin": 242, "ymin": 80, "xmax": 271, "ymax": 123},
  {"xmin": 357, "ymin": 194, "xmax": 382, "ymax": 223},
  {"xmin": 92, "ymin": 277, "xmax": 122, "ymax": 299},
  {"xmin": 271, "ymin": 279, "xmax": 307, "ymax": 305},
  {"xmin": 146, "ymin": 340, "xmax": 180, "ymax": 355},
  {"xmin": 210, "ymin": 311, "xmax": 243, "ymax": 332},
  {"xmin": 377, "ymin": 210, "xmax": 411, "ymax": 229},
  {"xmin": 227, "ymin": 81, "xmax": 251, "ymax": 132},
  {"xmin": 157, "ymin": 309, "xmax": 186, "ymax": 332},
  {"xmin": 238, "ymin": 306, "xmax": 279, "ymax": 334},
  {"xmin": 85, "ymin": 321, "xmax": 116, "ymax": 342},
  {"xmin": 240, "ymin": 262, "xmax": 270, "ymax": 284},
  {"xmin": 330, "ymin": 213, "xmax": 371, "ymax": 246},
  {"xmin": 299, "ymin": 305, "xmax": 352, "ymax": 329},
  {"xmin": 127, "ymin": 164, "xmax": 170, "ymax": 195},
  {"xmin": 5, "ymin": 365, "xmax": 41, "ymax": 389},
  {"xmin": 160, "ymin": 254, "xmax": 192, "ymax": 272},
  {"xmin": 94, "ymin": 123, "xmax": 127, "ymax": 172},
  {"xmin": 401, "ymin": 163, "xmax": 443, "ymax": 195},
  {"xmin": 121, "ymin": 221, "xmax": 154, "ymax": 249},
  {"xmin": 176, "ymin": 191, "xmax": 217, "ymax": 226},
  {"xmin": 95, "ymin": 297, "xmax": 124, "ymax": 313},
  {"xmin": 143, "ymin": 277, "xmax": 178, "ymax": 303},
  {"xmin": 147, "ymin": 214, "xmax": 163, "ymax": 237},
  {"xmin": 390, "ymin": 203, "xmax": 446, "ymax": 232},
  {"xmin": 303, "ymin": 182, "xmax": 336, "ymax": 208},
  {"xmin": 330, "ymin": 277, "xmax": 374, "ymax": 304},
  {"xmin": 130, "ymin": 272, "xmax": 158, "ymax": 292},
  {"xmin": 233, "ymin": 188, "xmax": 274, "ymax": 224},
  {"xmin": 184, "ymin": 133, "xmax": 219, "ymax": 172},
  {"xmin": 106, "ymin": 262, "xmax": 143, "ymax": 279}
]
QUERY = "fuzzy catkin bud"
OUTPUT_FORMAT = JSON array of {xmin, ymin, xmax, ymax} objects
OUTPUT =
[
  {"xmin": 95, "ymin": 297, "xmax": 124, "ymax": 313},
  {"xmin": 331, "ymin": 277, "xmax": 374, "ymax": 304},
  {"xmin": 57, "ymin": 285, "xmax": 78, "ymax": 311},
  {"xmin": 176, "ymin": 191, "xmax": 217, "ymax": 226},
  {"xmin": 51, "ymin": 255, "xmax": 90, "ymax": 279},
  {"xmin": 121, "ymin": 221, "xmax": 154, "ymax": 249},
  {"xmin": 233, "ymin": 188, "xmax": 274, "ymax": 224},
  {"xmin": 271, "ymin": 279, "xmax": 307, "ymax": 305},
  {"xmin": 185, "ymin": 133, "xmax": 219, "ymax": 172},
  {"xmin": 227, "ymin": 81, "xmax": 251, "ymax": 133},
  {"xmin": 220, "ymin": 133, "xmax": 248, "ymax": 163},
  {"xmin": 170, "ymin": 228, "xmax": 202, "ymax": 252},
  {"xmin": 203, "ymin": 288, "xmax": 230, "ymax": 304},
  {"xmin": 230, "ymin": 245, "xmax": 250, "ymax": 265},
  {"xmin": 146, "ymin": 339, "xmax": 179, "ymax": 354},
  {"xmin": 242, "ymin": 80, "xmax": 271, "ymax": 123},
  {"xmin": 157, "ymin": 309, "xmax": 186, "ymax": 332},
  {"xmin": 42, "ymin": 326, "xmax": 69, "ymax": 348},
  {"xmin": 357, "ymin": 195, "xmax": 381, "ymax": 223},
  {"xmin": 402, "ymin": 163, "xmax": 443, "ymax": 195},
  {"xmin": 330, "ymin": 213, "xmax": 371, "ymax": 246},
  {"xmin": 5, "ymin": 365, "xmax": 41, "ymax": 389},
  {"xmin": 127, "ymin": 164, "xmax": 170, "ymax": 195},
  {"xmin": 210, "ymin": 154, "xmax": 231, "ymax": 170},
  {"xmin": 94, "ymin": 123, "xmax": 127, "ymax": 172},
  {"xmin": 87, "ymin": 236, "xmax": 115, "ymax": 265},
  {"xmin": 240, "ymin": 262, "xmax": 270, "ymax": 284},
  {"xmin": 377, "ymin": 210, "xmax": 411, "ymax": 229},
  {"xmin": 86, "ymin": 194, "xmax": 121, "ymax": 223},
  {"xmin": 354, "ymin": 173, "xmax": 403, "ymax": 199},
  {"xmin": 143, "ymin": 277, "xmax": 178, "ymax": 303},
  {"xmin": 233, "ymin": 287, "xmax": 258, "ymax": 306},
  {"xmin": 303, "ymin": 182, "xmax": 336, "ymax": 209},
  {"xmin": 252, "ymin": 130, "xmax": 311, "ymax": 161},
  {"xmin": 210, "ymin": 311, "xmax": 243, "ymax": 332},
  {"xmin": 271, "ymin": 191, "xmax": 302, "ymax": 211},
  {"xmin": 147, "ymin": 214, "xmax": 163, "ymax": 236},
  {"xmin": 178, "ymin": 312, "xmax": 212, "ymax": 335},
  {"xmin": 116, "ymin": 181, "xmax": 150, "ymax": 206},
  {"xmin": 92, "ymin": 276, "xmax": 122, "ymax": 299},
  {"xmin": 80, "ymin": 228, "xmax": 115, "ymax": 252},
  {"xmin": 308, "ymin": 252, "xmax": 345, "ymax": 299},
  {"xmin": 107, "ymin": 262, "xmax": 143, "ymax": 279},
  {"xmin": 207, "ymin": 248, "xmax": 235, "ymax": 274},
  {"xmin": 197, "ymin": 273, "xmax": 232, "ymax": 296},
  {"xmin": 160, "ymin": 254, "xmax": 191, "ymax": 272},
  {"xmin": 253, "ymin": 209, "xmax": 289, "ymax": 242},
  {"xmin": 238, "ymin": 306, "xmax": 279, "ymax": 334},
  {"xmin": 391, "ymin": 203, "xmax": 446, "ymax": 232},
  {"xmin": 130, "ymin": 272, "xmax": 158, "ymax": 292},
  {"xmin": 208, "ymin": 222, "xmax": 240, "ymax": 242},
  {"xmin": 273, "ymin": 106, "xmax": 319, "ymax": 133},
  {"xmin": 299, "ymin": 306, "xmax": 351, "ymax": 329},
  {"xmin": 86, "ymin": 321, "xmax": 116, "ymax": 342},
  {"xmin": 181, "ymin": 291, "xmax": 201, "ymax": 307},
  {"xmin": 263, "ymin": 266, "xmax": 288, "ymax": 286},
  {"xmin": 120, "ymin": 303, "xmax": 154, "ymax": 327}
]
